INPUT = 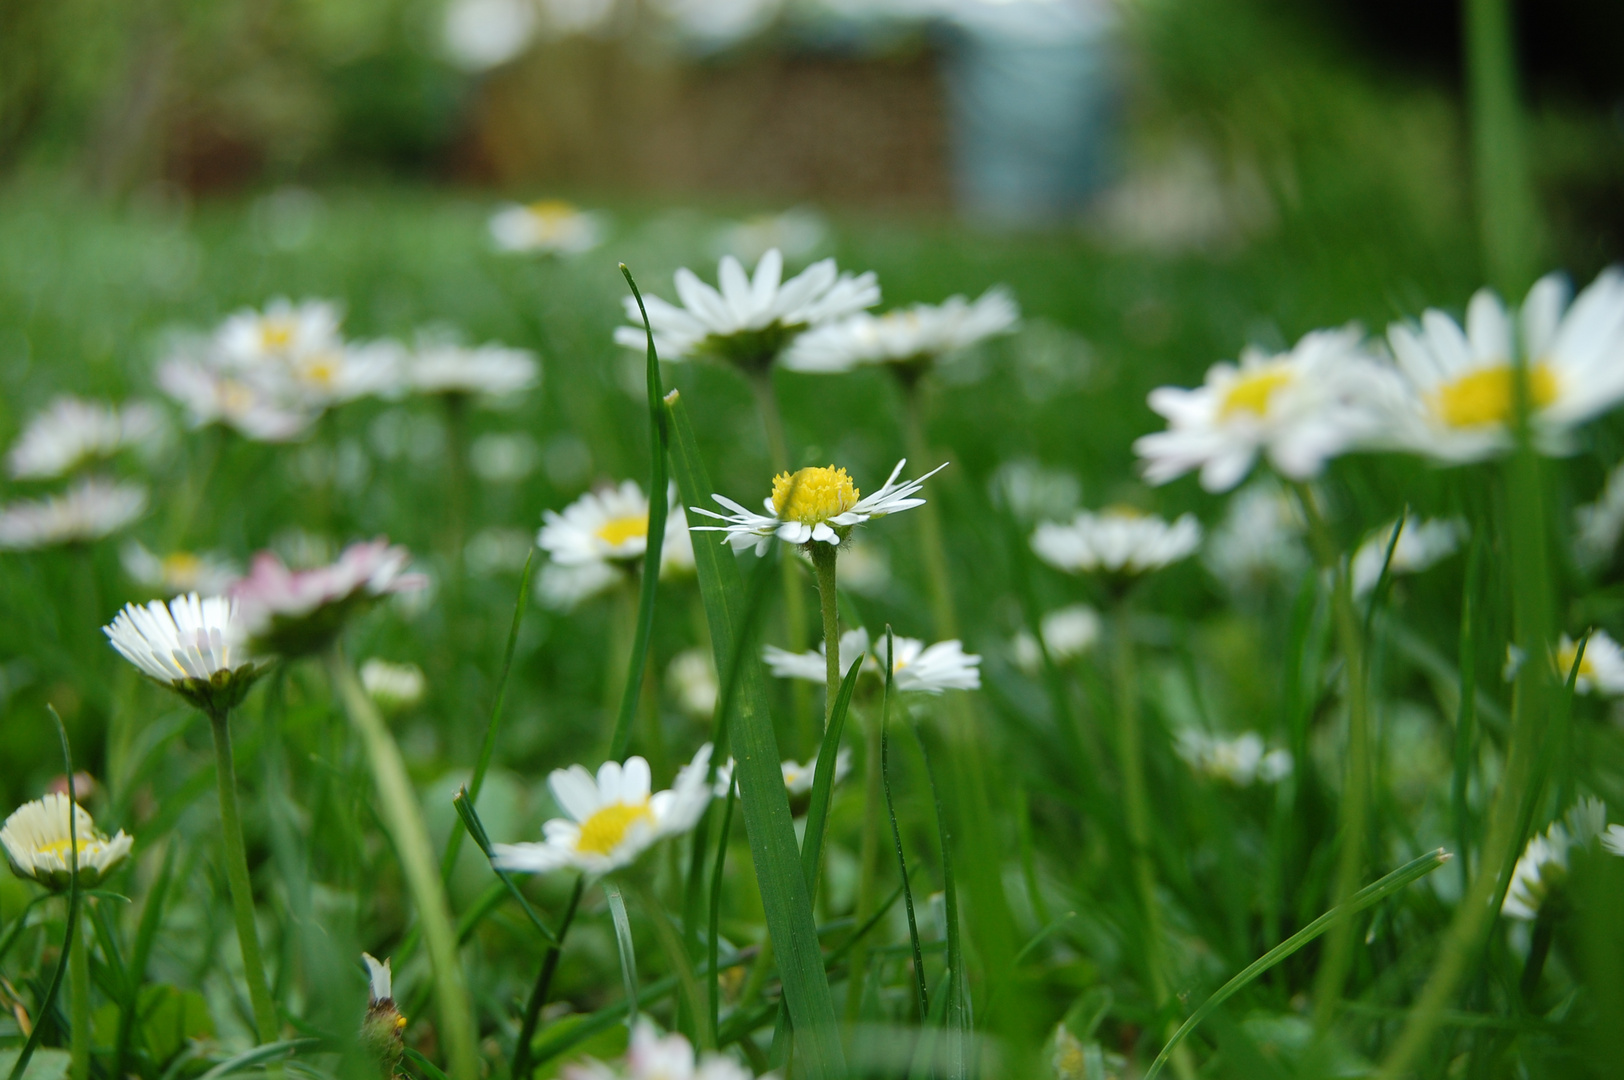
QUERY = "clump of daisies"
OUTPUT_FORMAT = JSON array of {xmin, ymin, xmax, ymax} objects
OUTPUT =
[
  {"xmin": 536, "ymin": 481, "xmax": 695, "ymax": 610},
  {"xmin": 0, "ymin": 477, "xmax": 147, "ymax": 551},
  {"xmin": 6, "ymin": 396, "xmax": 165, "ymax": 480},
  {"xmin": 1, "ymin": 794, "xmax": 133, "ymax": 890},
  {"xmin": 488, "ymin": 199, "xmax": 605, "ymax": 256}
]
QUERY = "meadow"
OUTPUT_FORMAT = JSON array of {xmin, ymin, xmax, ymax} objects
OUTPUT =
[{"xmin": 1, "ymin": 161, "xmax": 1623, "ymax": 1080}]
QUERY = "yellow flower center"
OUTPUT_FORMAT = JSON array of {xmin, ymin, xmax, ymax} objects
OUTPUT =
[
  {"xmin": 1219, "ymin": 367, "xmax": 1295, "ymax": 419},
  {"xmin": 1557, "ymin": 643, "xmax": 1596, "ymax": 681},
  {"xmin": 220, "ymin": 380, "xmax": 255, "ymax": 413},
  {"xmin": 575, "ymin": 800, "xmax": 653, "ymax": 856},
  {"xmin": 260, "ymin": 319, "xmax": 295, "ymax": 350},
  {"xmin": 300, "ymin": 354, "xmax": 340, "ymax": 387},
  {"xmin": 772, "ymin": 466, "xmax": 860, "ymax": 525},
  {"xmin": 526, "ymin": 199, "xmax": 577, "ymax": 224},
  {"xmin": 162, "ymin": 552, "xmax": 202, "ymax": 581},
  {"xmin": 595, "ymin": 513, "xmax": 649, "ymax": 548},
  {"xmin": 37, "ymin": 837, "xmax": 90, "ymax": 860},
  {"xmin": 1430, "ymin": 363, "xmax": 1558, "ymax": 428}
]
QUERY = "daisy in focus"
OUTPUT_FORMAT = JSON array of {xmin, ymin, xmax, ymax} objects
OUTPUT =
[
  {"xmin": 1, "ymin": 794, "xmax": 133, "ymax": 890},
  {"xmin": 1553, "ymin": 630, "xmax": 1624, "ymax": 696},
  {"xmin": 1503, "ymin": 797, "xmax": 1614, "ymax": 919},
  {"xmin": 104, "ymin": 593, "xmax": 266, "ymax": 714},
  {"xmin": 536, "ymin": 482, "xmax": 696, "ymax": 610},
  {"xmin": 1134, "ymin": 327, "xmax": 1389, "ymax": 492},
  {"xmin": 121, "ymin": 541, "xmax": 240, "ymax": 597},
  {"xmin": 0, "ymin": 477, "xmax": 147, "ymax": 550},
  {"xmin": 1011, "ymin": 604, "xmax": 1102, "ymax": 673},
  {"xmin": 488, "ymin": 199, "xmax": 605, "ymax": 255},
  {"xmin": 7, "ymin": 397, "xmax": 165, "ymax": 480},
  {"xmin": 1380, "ymin": 269, "xmax": 1624, "ymax": 463},
  {"xmin": 781, "ymin": 288, "xmax": 1020, "ymax": 378},
  {"xmin": 613, "ymin": 248, "xmax": 879, "ymax": 370},
  {"xmin": 1349, "ymin": 515, "xmax": 1466, "ymax": 598},
  {"xmin": 1031, "ymin": 507, "xmax": 1202, "ymax": 578},
  {"xmin": 492, "ymin": 746, "xmax": 713, "ymax": 877},
  {"xmin": 563, "ymin": 1018, "xmax": 765, "ymax": 1080},
  {"xmin": 405, "ymin": 335, "xmax": 540, "ymax": 400},
  {"xmin": 693, "ymin": 459, "xmax": 945, "ymax": 555},
  {"xmin": 1175, "ymin": 730, "xmax": 1293, "ymax": 786},
  {"xmin": 230, "ymin": 538, "xmax": 427, "ymax": 657}
]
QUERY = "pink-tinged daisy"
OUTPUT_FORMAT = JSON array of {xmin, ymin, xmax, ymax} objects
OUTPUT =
[{"xmin": 230, "ymin": 538, "xmax": 427, "ymax": 656}]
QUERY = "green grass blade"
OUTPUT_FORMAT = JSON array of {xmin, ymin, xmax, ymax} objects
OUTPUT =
[
  {"xmin": 607, "ymin": 264, "xmax": 671, "ymax": 761},
  {"xmin": 441, "ymin": 545, "xmax": 536, "ymax": 883},
  {"xmin": 663, "ymin": 388, "xmax": 846, "ymax": 1078},
  {"xmin": 0, "ymin": 894, "xmax": 51, "ymax": 970},
  {"xmin": 195, "ymin": 1039, "xmax": 322, "ymax": 1080},
  {"xmin": 402, "ymin": 1047, "xmax": 451, "ymax": 1080},
  {"xmin": 881, "ymin": 628, "xmax": 929, "ymax": 1021},
  {"xmin": 450, "ymin": 789, "xmax": 557, "ymax": 945},
  {"xmin": 800, "ymin": 655, "xmax": 863, "ymax": 893},
  {"xmin": 604, "ymin": 881, "xmax": 639, "ymax": 1028},
  {"xmin": 708, "ymin": 784, "xmax": 736, "ymax": 1043},
  {"xmin": 910, "ymin": 719, "xmax": 966, "ymax": 1074},
  {"xmin": 1144, "ymin": 848, "xmax": 1450, "ymax": 1080},
  {"xmin": 1453, "ymin": 532, "xmax": 1483, "ymax": 896}
]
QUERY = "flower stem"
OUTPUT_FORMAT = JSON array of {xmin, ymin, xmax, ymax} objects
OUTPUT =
[
  {"xmin": 1113, "ymin": 607, "xmax": 1169, "ymax": 1007},
  {"xmin": 901, "ymin": 386, "xmax": 957, "ymax": 638},
  {"xmin": 810, "ymin": 542, "xmax": 841, "ymax": 726},
  {"xmin": 511, "ymin": 875, "xmax": 584, "ymax": 1080},
  {"xmin": 1291, "ymin": 484, "xmax": 1372, "ymax": 1032},
  {"xmin": 846, "ymin": 707, "xmax": 884, "ymax": 1025},
  {"xmin": 327, "ymin": 653, "xmax": 480, "ymax": 1080},
  {"xmin": 748, "ymin": 369, "xmax": 791, "ymax": 471},
  {"xmin": 69, "ymin": 917, "xmax": 89, "ymax": 1080},
  {"xmin": 208, "ymin": 710, "xmax": 280, "ymax": 1048}
]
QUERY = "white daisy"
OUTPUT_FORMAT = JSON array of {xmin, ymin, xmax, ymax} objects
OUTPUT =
[
  {"xmin": 361, "ymin": 659, "xmax": 427, "ymax": 712},
  {"xmin": 1553, "ymin": 630, "xmax": 1624, "ymax": 696},
  {"xmin": 1134, "ymin": 327, "xmax": 1391, "ymax": 492},
  {"xmin": 692, "ymin": 459, "xmax": 945, "ymax": 555},
  {"xmin": 271, "ymin": 339, "xmax": 405, "ymax": 409},
  {"xmin": 612, "ymin": 248, "xmax": 879, "ymax": 369},
  {"xmin": 1031, "ymin": 507, "xmax": 1202, "ymax": 577},
  {"xmin": 711, "ymin": 750, "xmax": 852, "ymax": 811},
  {"xmin": 121, "ymin": 541, "xmax": 240, "ymax": 597},
  {"xmin": 104, "ymin": 593, "xmax": 266, "ymax": 714},
  {"xmin": 156, "ymin": 357, "xmax": 314, "ymax": 442},
  {"xmin": 492, "ymin": 745, "xmax": 714, "ymax": 877},
  {"xmin": 881, "ymin": 635, "xmax": 982, "ymax": 694},
  {"xmin": 1202, "ymin": 480, "xmax": 1308, "ymax": 589},
  {"xmin": 406, "ymin": 336, "xmax": 539, "ymax": 399},
  {"xmin": 536, "ymin": 483, "xmax": 695, "ymax": 610},
  {"xmin": 1350, "ymin": 515, "xmax": 1466, "ymax": 598},
  {"xmin": 763, "ymin": 627, "xmax": 873, "ymax": 683},
  {"xmin": 537, "ymin": 561, "xmax": 622, "ymax": 612},
  {"xmin": 1504, "ymin": 798, "xmax": 1616, "ymax": 919},
  {"xmin": 563, "ymin": 1018, "xmax": 762, "ymax": 1080},
  {"xmin": 988, "ymin": 458, "xmax": 1082, "ymax": 526},
  {"xmin": 214, "ymin": 297, "xmax": 346, "ymax": 370},
  {"xmin": 1, "ymin": 795, "xmax": 133, "ymax": 890},
  {"xmin": 781, "ymin": 288, "xmax": 1020, "ymax": 375},
  {"xmin": 666, "ymin": 648, "xmax": 718, "ymax": 721},
  {"xmin": 7, "ymin": 397, "xmax": 165, "ymax": 480},
  {"xmin": 488, "ymin": 200, "xmax": 605, "ymax": 255},
  {"xmin": 0, "ymin": 477, "xmax": 147, "ymax": 550},
  {"xmin": 1011, "ymin": 604, "xmax": 1103, "ymax": 673},
  {"xmin": 1379, "ymin": 269, "xmax": 1624, "ymax": 463},
  {"xmin": 1575, "ymin": 461, "xmax": 1624, "ymax": 568},
  {"xmin": 714, "ymin": 207, "xmax": 828, "ymax": 263},
  {"xmin": 1174, "ymin": 730, "xmax": 1292, "ymax": 786},
  {"xmin": 230, "ymin": 538, "xmax": 427, "ymax": 657}
]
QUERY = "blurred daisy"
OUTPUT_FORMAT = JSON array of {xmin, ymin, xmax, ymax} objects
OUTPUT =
[
  {"xmin": 230, "ymin": 538, "xmax": 427, "ymax": 657},
  {"xmin": 489, "ymin": 200, "xmax": 605, "ymax": 255},
  {"xmin": 563, "ymin": 1018, "xmax": 762, "ymax": 1080},
  {"xmin": 7, "ymin": 397, "xmax": 164, "ymax": 480},
  {"xmin": 714, "ymin": 207, "xmax": 827, "ymax": 263},
  {"xmin": 1031, "ymin": 507, "xmax": 1202, "ymax": 577},
  {"xmin": 1574, "ymin": 460, "xmax": 1624, "ymax": 568},
  {"xmin": 157, "ymin": 357, "xmax": 313, "ymax": 442},
  {"xmin": 1134, "ymin": 327, "xmax": 1388, "ymax": 492},
  {"xmin": 215, "ymin": 297, "xmax": 345, "ymax": 369},
  {"xmin": 988, "ymin": 458, "xmax": 1082, "ymax": 526},
  {"xmin": 492, "ymin": 745, "xmax": 714, "ymax": 877},
  {"xmin": 1202, "ymin": 480, "xmax": 1307, "ymax": 589},
  {"xmin": 1175, "ymin": 730, "xmax": 1292, "ymax": 786},
  {"xmin": 782, "ymin": 288, "xmax": 1020, "ymax": 376},
  {"xmin": 406, "ymin": 336, "xmax": 539, "ymax": 400},
  {"xmin": 536, "ymin": 483, "xmax": 695, "ymax": 610},
  {"xmin": 667, "ymin": 648, "xmax": 719, "ymax": 721},
  {"xmin": 274, "ymin": 339, "xmax": 404, "ymax": 409},
  {"xmin": 361, "ymin": 953, "xmax": 407, "ymax": 1073},
  {"xmin": 1503, "ymin": 798, "xmax": 1614, "ymax": 919},
  {"xmin": 1350, "ymin": 515, "xmax": 1466, "ymax": 598},
  {"xmin": 693, "ymin": 459, "xmax": 945, "ymax": 555},
  {"xmin": 121, "ymin": 541, "xmax": 240, "ymax": 596},
  {"xmin": 1, "ymin": 794, "xmax": 132, "ymax": 890},
  {"xmin": 613, "ymin": 249, "xmax": 879, "ymax": 369},
  {"xmin": 712, "ymin": 750, "xmax": 853, "ymax": 814},
  {"xmin": 1012, "ymin": 604, "xmax": 1102, "ymax": 673},
  {"xmin": 104, "ymin": 593, "xmax": 266, "ymax": 714},
  {"xmin": 0, "ymin": 477, "xmax": 147, "ymax": 550},
  {"xmin": 1553, "ymin": 630, "xmax": 1624, "ymax": 696},
  {"xmin": 1381, "ymin": 269, "xmax": 1624, "ymax": 463},
  {"xmin": 361, "ymin": 659, "xmax": 427, "ymax": 712}
]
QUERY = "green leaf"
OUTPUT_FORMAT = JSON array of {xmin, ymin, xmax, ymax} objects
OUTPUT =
[{"xmin": 662, "ymin": 388, "xmax": 846, "ymax": 1079}]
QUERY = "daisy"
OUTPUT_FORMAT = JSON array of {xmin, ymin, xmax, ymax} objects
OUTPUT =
[
  {"xmin": 406, "ymin": 336, "xmax": 540, "ymax": 399},
  {"xmin": 692, "ymin": 459, "xmax": 945, "ymax": 555},
  {"xmin": 214, "ymin": 297, "xmax": 346, "ymax": 370},
  {"xmin": 1502, "ymin": 799, "xmax": 1612, "ymax": 920},
  {"xmin": 1350, "ymin": 515, "xmax": 1466, "ymax": 598},
  {"xmin": 714, "ymin": 207, "xmax": 828, "ymax": 263},
  {"xmin": 0, "ymin": 478, "xmax": 147, "ymax": 550},
  {"xmin": 1174, "ymin": 730, "xmax": 1293, "ymax": 786},
  {"xmin": 710, "ymin": 750, "xmax": 853, "ymax": 811},
  {"xmin": 156, "ymin": 357, "xmax": 314, "ymax": 442},
  {"xmin": 1031, "ymin": 507, "xmax": 1202, "ymax": 577},
  {"xmin": 536, "ymin": 483, "xmax": 695, "ymax": 610},
  {"xmin": 881, "ymin": 635, "xmax": 982, "ymax": 694},
  {"xmin": 563, "ymin": 1018, "xmax": 763, "ymax": 1080},
  {"xmin": 1, "ymin": 794, "xmax": 133, "ymax": 890},
  {"xmin": 1202, "ymin": 480, "xmax": 1308, "ymax": 590},
  {"xmin": 988, "ymin": 458, "xmax": 1082, "ymax": 526},
  {"xmin": 230, "ymin": 538, "xmax": 427, "ymax": 657},
  {"xmin": 666, "ymin": 648, "xmax": 719, "ymax": 721},
  {"xmin": 7, "ymin": 397, "xmax": 165, "ymax": 480},
  {"xmin": 1575, "ymin": 461, "xmax": 1624, "ymax": 568},
  {"xmin": 781, "ymin": 288, "xmax": 1020, "ymax": 376},
  {"xmin": 361, "ymin": 953, "xmax": 407, "ymax": 1071},
  {"xmin": 492, "ymin": 745, "xmax": 714, "ymax": 877},
  {"xmin": 1012, "ymin": 604, "xmax": 1103, "ymax": 673},
  {"xmin": 763, "ymin": 627, "xmax": 873, "ymax": 683},
  {"xmin": 1554, "ymin": 630, "xmax": 1624, "ymax": 696},
  {"xmin": 1134, "ymin": 327, "xmax": 1390, "ymax": 492},
  {"xmin": 270, "ymin": 339, "xmax": 404, "ymax": 409},
  {"xmin": 488, "ymin": 199, "xmax": 605, "ymax": 255},
  {"xmin": 361, "ymin": 659, "xmax": 427, "ymax": 712},
  {"xmin": 121, "ymin": 541, "xmax": 240, "ymax": 597},
  {"xmin": 1380, "ymin": 269, "xmax": 1624, "ymax": 463},
  {"xmin": 612, "ymin": 248, "xmax": 879, "ymax": 370},
  {"xmin": 104, "ymin": 593, "xmax": 266, "ymax": 714}
]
